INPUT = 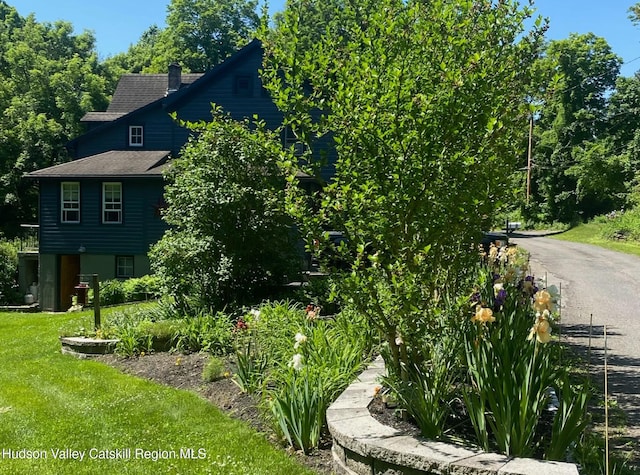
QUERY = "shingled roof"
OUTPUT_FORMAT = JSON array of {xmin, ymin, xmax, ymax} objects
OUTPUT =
[
  {"xmin": 81, "ymin": 73, "xmax": 203, "ymax": 122},
  {"xmin": 26, "ymin": 150, "xmax": 171, "ymax": 179}
]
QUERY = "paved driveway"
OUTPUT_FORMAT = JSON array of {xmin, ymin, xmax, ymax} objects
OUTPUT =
[{"xmin": 510, "ymin": 232, "xmax": 640, "ymax": 439}]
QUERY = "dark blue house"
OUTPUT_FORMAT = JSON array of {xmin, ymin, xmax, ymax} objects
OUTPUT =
[{"xmin": 27, "ymin": 40, "xmax": 325, "ymax": 311}]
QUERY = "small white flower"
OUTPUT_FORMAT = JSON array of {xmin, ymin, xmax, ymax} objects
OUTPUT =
[
  {"xmin": 249, "ymin": 308, "xmax": 261, "ymax": 320},
  {"xmin": 294, "ymin": 332, "xmax": 307, "ymax": 349},
  {"xmin": 289, "ymin": 353, "xmax": 304, "ymax": 371}
]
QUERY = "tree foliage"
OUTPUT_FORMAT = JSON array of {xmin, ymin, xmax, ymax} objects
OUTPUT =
[
  {"xmin": 104, "ymin": 0, "xmax": 260, "ymax": 73},
  {"xmin": 527, "ymin": 33, "xmax": 622, "ymax": 222},
  {"xmin": 0, "ymin": 2, "xmax": 111, "ymax": 235},
  {"xmin": 261, "ymin": 0, "xmax": 545, "ymax": 376},
  {"xmin": 149, "ymin": 108, "xmax": 300, "ymax": 312},
  {"xmin": 0, "ymin": 240, "xmax": 19, "ymax": 304}
]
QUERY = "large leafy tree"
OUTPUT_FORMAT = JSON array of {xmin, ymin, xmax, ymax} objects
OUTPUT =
[
  {"xmin": 261, "ymin": 0, "xmax": 545, "ymax": 376},
  {"xmin": 105, "ymin": 0, "xmax": 260, "ymax": 73},
  {"xmin": 0, "ymin": 2, "xmax": 111, "ymax": 235},
  {"xmin": 150, "ymin": 109, "xmax": 299, "ymax": 312},
  {"xmin": 528, "ymin": 33, "xmax": 621, "ymax": 222}
]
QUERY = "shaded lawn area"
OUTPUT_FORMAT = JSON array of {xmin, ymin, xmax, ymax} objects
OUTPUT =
[{"xmin": 0, "ymin": 311, "xmax": 314, "ymax": 475}]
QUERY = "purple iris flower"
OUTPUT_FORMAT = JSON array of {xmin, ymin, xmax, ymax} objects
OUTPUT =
[{"xmin": 494, "ymin": 288, "xmax": 507, "ymax": 310}]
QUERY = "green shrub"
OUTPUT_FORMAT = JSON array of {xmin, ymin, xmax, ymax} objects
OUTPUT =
[
  {"xmin": 97, "ymin": 279, "xmax": 126, "ymax": 306},
  {"xmin": 150, "ymin": 110, "xmax": 300, "ymax": 313},
  {"xmin": 90, "ymin": 276, "xmax": 163, "ymax": 307},
  {"xmin": 122, "ymin": 275, "xmax": 162, "ymax": 302},
  {"xmin": 0, "ymin": 240, "xmax": 19, "ymax": 304},
  {"xmin": 202, "ymin": 356, "xmax": 228, "ymax": 382},
  {"xmin": 116, "ymin": 325, "xmax": 153, "ymax": 357},
  {"xmin": 173, "ymin": 312, "xmax": 234, "ymax": 354},
  {"xmin": 598, "ymin": 208, "xmax": 640, "ymax": 242}
]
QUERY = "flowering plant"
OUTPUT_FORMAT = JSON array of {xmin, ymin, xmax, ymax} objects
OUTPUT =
[{"xmin": 462, "ymin": 251, "xmax": 577, "ymax": 458}]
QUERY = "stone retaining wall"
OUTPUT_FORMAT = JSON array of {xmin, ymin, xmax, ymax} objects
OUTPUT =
[{"xmin": 326, "ymin": 356, "xmax": 580, "ymax": 475}]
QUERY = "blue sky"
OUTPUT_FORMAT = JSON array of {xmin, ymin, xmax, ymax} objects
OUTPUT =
[{"xmin": 7, "ymin": 0, "xmax": 640, "ymax": 76}]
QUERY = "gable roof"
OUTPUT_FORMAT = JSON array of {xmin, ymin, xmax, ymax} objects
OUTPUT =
[
  {"xmin": 26, "ymin": 150, "xmax": 171, "ymax": 179},
  {"xmin": 162, "ymin": 39, "xmax": 263, "ymax": 110},
  {"xmin": 71, "ymin": 39, "xmax": 263, "ymax": 145}
]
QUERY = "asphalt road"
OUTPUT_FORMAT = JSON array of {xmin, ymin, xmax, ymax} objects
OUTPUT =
[{"xmin": 510, "ymin": 232, "xmax": 640, "ymax": 438}]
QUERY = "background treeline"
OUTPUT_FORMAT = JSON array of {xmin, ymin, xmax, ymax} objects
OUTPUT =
[
  {"xmin": 0, "ymin": 0, "xmax": 259, "ymax": 237},
  {"xmin": 3, "ymin": 0, "xmax": 640, "ymax": 237}
]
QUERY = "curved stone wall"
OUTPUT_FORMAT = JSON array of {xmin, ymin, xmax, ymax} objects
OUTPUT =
[{"xmin": 326, "ymin": 356, "xmax": 580, "ymax": 475}]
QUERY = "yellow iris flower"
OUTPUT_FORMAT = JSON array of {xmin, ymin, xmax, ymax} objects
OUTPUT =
[
  {"xmin": 472, "ymin": 305, "xmax": 495, "ymax": 324},
  {"xmin": 528, "ymin": 310, "xmax": 552, "ymax": 343}
]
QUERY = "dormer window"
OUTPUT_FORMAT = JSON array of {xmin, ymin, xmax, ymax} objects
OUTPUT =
[{"xmin": 129, "ymin": 126, "xmax": 143, "ymax": 147}]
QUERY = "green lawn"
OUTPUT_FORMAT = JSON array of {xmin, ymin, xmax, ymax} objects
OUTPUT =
[
  {"xmin": 0, "ymin": 311, "xmax": 314, "ymax": 475},
  {"xmin": 549, "ymin": 222, "xmax": 640, "ymax": 257}
]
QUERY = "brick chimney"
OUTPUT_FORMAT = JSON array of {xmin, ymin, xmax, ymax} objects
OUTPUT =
[{"xmin": 167, "ymin": 63, "xmax": 181, "ymax": 94}]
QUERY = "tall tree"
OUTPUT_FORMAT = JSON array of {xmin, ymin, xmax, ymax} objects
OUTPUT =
[
  {"xmin": 261, "ymin": 0, "xmax": 545, "ymax": 377},
  {"xmin": 105, "ymin": 0, "xmax": 260, "ymax": 73},
  {"xmin": 0, "ymin": 2, "xmax": 110, "ymax": 235},
  {"xmin": 528, "ymin": 33, "xmax": 621, "ymax": 222},
  {"xmin": 629, "ymin": 2, "xmax": 640, "ymax": 24}
]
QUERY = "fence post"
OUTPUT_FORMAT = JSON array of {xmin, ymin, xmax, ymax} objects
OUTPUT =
[{"xmin": 93, "ymin": 274, "xmax": 101, "ymax": 330}]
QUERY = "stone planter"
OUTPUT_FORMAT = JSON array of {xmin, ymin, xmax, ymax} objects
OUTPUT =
[
  {"xmin": 60, "ymin": 336, "xmax": 119, "ymax": 357},
  {"xmin": 326, "ymin": 356, "xmax": 579, "ymax": 475}
]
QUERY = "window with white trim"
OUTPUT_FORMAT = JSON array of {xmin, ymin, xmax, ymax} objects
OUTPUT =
[
  {"xmin": 116, "ymin": 256, "xmax": 134, "ymax": 278},
  {"xmin": 103, "ymin": 182, "xmax": 122, "ymax": 224},
  {"xmin": 61, "ymin": 182, "xmax": 80, "ymax": 223},
  {"xmin": 129, "ymin": 125, "xmax": 143, "ymax": 147}
]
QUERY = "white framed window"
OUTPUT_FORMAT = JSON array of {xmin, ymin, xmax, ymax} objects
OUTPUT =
[
  {"xmin": 116, "ymin": 256, "xmax": 134, "ymax": 278},
  {"xmin": 129, "ymin": 125, "xmax": 143, "ymax": 147},
  {"xmin": 61, "ymin": 182, "xmax": 80, "ymax": 223},
  {"xmin": 284, "ymin": 126, "xmax": 305, "ymax": 156},
  {"xmin": 103, "ymin": 182, "xmax": 122, "ymax": 224}
]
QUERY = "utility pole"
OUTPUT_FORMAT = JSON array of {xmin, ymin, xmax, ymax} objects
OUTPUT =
[{"xmin": 526, "ymin": 115, "xmax": 533, "ymax": 204}]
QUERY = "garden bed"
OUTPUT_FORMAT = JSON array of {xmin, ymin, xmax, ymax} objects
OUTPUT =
[{"xmin": 326, "ymin": 356, "xmax": 580, "ymax": 475}]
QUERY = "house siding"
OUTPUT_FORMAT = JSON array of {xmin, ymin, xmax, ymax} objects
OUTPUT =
[
  {"xmin": 174, "ymin": 50, "xmax": 283, "ymax": 130},
  {"xmin": 74, "ymin": 111, "xmax": 184, "ymax": 159},
  {"xmin": 39, "ymin": 178, "xmax": 167, "ymax": 255},
  {"xmin": 80, "ymin": 254, "xmax": 151, "ymax": 281}
]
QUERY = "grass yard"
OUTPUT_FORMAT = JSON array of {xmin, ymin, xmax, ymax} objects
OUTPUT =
[
  {"xmin": 0, "ymin": 310, "xmax": 314, "ymax": 475},
  {"xmin": 550, "ymin": 222, "xmax": 640, "ymax": 257}
]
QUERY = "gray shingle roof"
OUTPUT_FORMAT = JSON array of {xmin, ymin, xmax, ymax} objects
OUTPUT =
[
  {"xmin": 81, "ymin": 112, "xmax": 128, "ymax": 122},
  {"xmin": 26, "ymin": 150, "xmax": 171, "ymax": 179},
  {"xmin": 106, "ymin": 73, "xmax": 203, "ymax": 113},
  {"xmin": 80, "ymin": 73, "xmax": 203, "ymax": 122}
]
